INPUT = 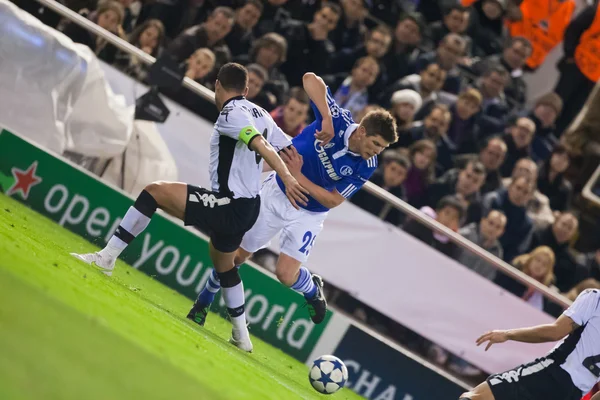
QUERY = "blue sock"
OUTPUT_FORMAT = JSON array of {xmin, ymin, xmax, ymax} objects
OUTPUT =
[
  {"xmin": 290, "ymin": 267, "xmax": 317, "ymax": 299},
  {"xmin": 196, "ymin": 269, "xmax": 221, "ymax": 307}
]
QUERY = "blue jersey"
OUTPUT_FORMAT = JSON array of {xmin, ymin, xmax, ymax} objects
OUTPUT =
[{"xmin": 276, "ymin": 88, "xmax": 378, "ymax": 212}]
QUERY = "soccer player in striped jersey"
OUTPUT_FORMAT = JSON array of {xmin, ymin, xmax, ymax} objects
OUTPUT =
[
  {"xmin": 188, "ymin": 72, "xmax": 398, "ymax": 327},
  {"xmin": 461, "ymin": 289, "xmax": 600, "ymax": 400}
]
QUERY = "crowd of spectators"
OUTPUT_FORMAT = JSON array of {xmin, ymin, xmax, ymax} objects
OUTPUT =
[{"xmin": 17, "ymin": 0, "xmax": 600, "ymax": 383}]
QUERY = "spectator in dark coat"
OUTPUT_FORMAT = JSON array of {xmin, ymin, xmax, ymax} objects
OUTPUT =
[
  {"xmin": 483, "ymin": 176, "xmax": 535, "ymax": 262},
  {"xmin": 500, "ymin": 117, "xmax": 536, "ymax": 177},
  {"xmin": 527, "ymin": 93, "xmax": 563, "ymax": 162},
  {"xmin": 467, "ymin": 0, "xmax": 506, "ymax": 56},
  {"xmin": 166, "ymin": 7, "xmax": 235, "ymax": 65},
  {"xmin": 537, "ymin": 144, "xmax": 573, "ymax": 212},
  {"xmin": 478, "ymin": 136, "xmax": 508, "ymax": 194},
  {"xmin": 474, "ymin": 63, "xmax": 511, "ymax": 135},
  {"xmin": 413, "ymin": 33, "xmax": 467, "ymax": 94},
  {"xmin": 277, "ymin": 2, "xmax": 341, "ymax": 86},
  {"xmin": 329, "ymin": 0, "xmax": 368, "ymax": 52},
  {"xmin": 403, "ymin": 195, "xmax": 467, "ymax": 258},
  {"xmin": 384, "ymin": 13, "xmax": 426, "ymax": 85},
  {"xmin": 446, "ymin": 88, "xmax": 482, "ymax": 153},
  {"xmin": 114, "ymin": 19, "xmax": 166, "ymax": 82},
  {"xmin": 408, "ymin": 104, "xmax": 454, "ymax": 176},
  {"xmin": 471, "ymin": 36, "xmax": 532, "ymax": 109},
  {"xmin": 254, "ymin": 0, "xmax": 290, "ymax": 37},
  {"xmin": 245, "ymin": 64, "xmax": 276, "ymax": 111},
  {"xmin": 427, "ymin": 5, "xmax": 473, "ymax": 55},
  {"xmin": 404, "ymin": 139, "xmax": 438, "ymax": 209},
  {"xmin": 529, "ymin": 212, "xmax": 587, "ymax": 293},
  {"xmin": 351, "ymin": 150, "xmax": 411, "ymax": 226},
  {"xmin": 225, "ymin": 0, "xmax": 263, "ymax": 58},
  {"xmin": 428, "ymin": 160, "xmax": 487, "ymax": 224}
]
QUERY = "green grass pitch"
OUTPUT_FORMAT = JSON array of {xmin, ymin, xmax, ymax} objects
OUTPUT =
[{"xmin": 0, "ymin": 193, "xmax": 363, "ymax": 400}]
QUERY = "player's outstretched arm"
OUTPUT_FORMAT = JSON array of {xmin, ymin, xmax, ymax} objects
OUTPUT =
[
  {"xmin": 476, "ymin": 314, "xmax": 580, "ymax": 351},
  {"xmin": 281, "ymin": 147, "xmax": 345, "ymax": 209},
  {"xmin": 302, "ymin": 73, "xmax": 334, "ymax": 144},
  {"xmin": 250, "ymin": 136, "xmax": 308, "ymax": 209}
]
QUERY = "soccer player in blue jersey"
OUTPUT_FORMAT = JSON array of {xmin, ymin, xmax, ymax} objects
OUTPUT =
[{"xmin": 188, "ymin": 72, "xmax": 397, "ymax": 326}]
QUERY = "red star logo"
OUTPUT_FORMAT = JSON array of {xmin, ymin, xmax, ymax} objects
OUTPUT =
[{"xmin": 6, "ymin": 161, "xmax": 42, "ymax": 199}]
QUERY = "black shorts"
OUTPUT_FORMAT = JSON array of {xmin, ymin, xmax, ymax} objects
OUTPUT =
[
  {"xmin": 487, "ymin": 357, "xmax": 582, "ymax": 400},
  {"xmin": 184, "ymin": 185, "xmax": 260, "ymax": 253}
]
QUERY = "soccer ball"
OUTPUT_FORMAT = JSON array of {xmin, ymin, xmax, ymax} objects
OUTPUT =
[{"xmin": 308, "ymin": 355, "xmax": 348, "ymax": 394}]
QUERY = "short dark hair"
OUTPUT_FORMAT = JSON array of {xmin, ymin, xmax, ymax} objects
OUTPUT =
[
  {"xmin": 249, "ymin": 32, "xmax": 288, "ymax": 64},
  {"xmin": 506, "ymin": 35, "xmax": 532, "ymax": 52},
  {"xmin": 217, "ymin": 63, "xmax": 248, "ymax": 92},
  {"xmin": 286, "ymin": 87, "xmax": 310, "ymax": 105},
  {"xmin": 436, "ymin": 195, "xmax": 467, "ymax": 221},
  {"xmin": 359, "ymin": 110, "xmax": 398, "ymax": 144},
  {"xmin": 466, "ymin": 160, "xmax": 486, "ymax": 175},
  {"xmin": 321, "ymin": 1, "xmax": 342, "ymax": 15},
  {"xmin": 244, "ymin": 0, "xmax": 263, "ymax": 14},
  {"xmin": 429, "ymin": 103, "xmax": 450, "ymax": 116},
  {"xmin": 211, "ymin": 6, "xmax": 235, "ymax": 20},
  {"xmin": 370, "ymin": 24, "xmax": 393, "ymax": 39},
  {"xmin": 483, "ymin": 62, "xmax": 509, "ymax": 78},
  {"xmin": 442, "ymin": 33, "xmax": 467, "ymax": 50},
  {"xmin": 399, "ymin": 12, "xmax": 426, "ymax": 35},
  {"xmin": 383, "ymin": 150, "xmax": 411, "ymax": 169},
  {"xmin": 485, "ymin": 208, "xmax": 506, "ymax": 219},
  {"xmin": 246, "ymin": 63, "xmax": 268, "ymax": 82},
  {"xmin": 444, "ymin": 4, "xmax": 468, "ymax": 15}
]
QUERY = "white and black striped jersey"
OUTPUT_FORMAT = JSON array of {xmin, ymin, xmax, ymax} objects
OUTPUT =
[
  {"xmin": 550, "ymin": 289, "xmax": 600, "ymax": 394},
  {"xmin": 210, "ymin": 96, "xmax": 291, "ymax": 199}
]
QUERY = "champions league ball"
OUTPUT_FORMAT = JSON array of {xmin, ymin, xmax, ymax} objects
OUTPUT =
[{"xmin": 308, "ymin": 355, "xmax": 348, "ymax": 394}]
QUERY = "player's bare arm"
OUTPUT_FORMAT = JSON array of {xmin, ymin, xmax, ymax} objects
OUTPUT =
[
  {"xmin": 250, "ymin": 136, "xmax": 308, "ymax": 209},
  {"xmin": 281, "ymin": 147, "xmax": 345, "ymax": 209},
  {"xmin": 476, "ymin": 314, "xmax": 580, "ymax": 351},
  {"xmin": 302, "ymin": 73, "xmax": 335, "ymax": 145}
]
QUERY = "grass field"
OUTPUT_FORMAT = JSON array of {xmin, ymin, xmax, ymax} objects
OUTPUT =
[{"xmin": 0, "ymin": 193, "xmax": 363, "ymax": 400}]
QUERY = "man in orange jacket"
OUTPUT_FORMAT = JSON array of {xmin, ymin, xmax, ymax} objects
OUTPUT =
[{"xmin": 554, "ymin": 4, "xmax": 600, "ymax": 136}]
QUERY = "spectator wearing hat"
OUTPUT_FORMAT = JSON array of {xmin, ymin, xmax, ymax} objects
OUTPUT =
[
  {"xmin": 500, "ymin": 117, "xmax": 536, "ymax": 177},
  {"xmin": 447, "ymin": 88, "xmax": 482, "ymax": 153},
  {"xmin": 225, "ymin": 0, "xmax": 263, "ymax": 58},
  {"xmin": 527, "ymin": 92, "xmax": 563, "ymax": 162},
  {"xmin": 329, "ymin": 0, "xmax": 368, "ymax": 53},
  {"xmin": 351, "ymin": 150, "xmax": 411, "ymax": 226},
  {"xmin": 466, "ymin": 0, "xmax": 507, "ymax": 57},
  {"xmin": 389, "ymin": 89, "xmax": 422, "ymax": 146},
  {"xmin": 270, "ymin": 87, "xmax": 310, "ymax": 138},
  {"xmin": 427, "ymin": 5, "xmax": 473, "ymax": 55},
  {"xmin": 384, "ymin": 13, "xmax": 425, "ymax": 85},
  {"xmin": 537, "ymin": 144, "xmax": 572, "ymax": 211},
  {"xmin": 414, "ymin": 33, "xmax": 467, "ymax": 94}
]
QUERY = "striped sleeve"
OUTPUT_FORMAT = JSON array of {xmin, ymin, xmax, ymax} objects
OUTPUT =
[{"xmin": 335, "ymin": 157, "xmax": 378, "ymax": 199}]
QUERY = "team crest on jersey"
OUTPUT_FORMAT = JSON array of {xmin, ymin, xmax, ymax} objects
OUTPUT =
[
  {"xmin": 323, "ymin": 142, "xmax": 335, "ymax": 149},
  {"xmin": 340, "ymin": 165, "xmax": 353, "ymax": 176}
]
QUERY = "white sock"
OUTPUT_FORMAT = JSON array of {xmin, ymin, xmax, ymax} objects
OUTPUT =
[
  {"xmin": 99, "ymin": 206, "xmax": 151, "ymax": 260},
  {"xmin": 222, "ymin": 282, "xmax": 247, "ymax": 332}
]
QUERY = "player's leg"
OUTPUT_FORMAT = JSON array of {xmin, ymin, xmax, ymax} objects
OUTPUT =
[
  {"xmin": 71, "ymin": 181, "xmax": 187, "ymax": 275},
  {"xmin": 459, "ymin": 382, "xmax": 495, "ymax": 400}
]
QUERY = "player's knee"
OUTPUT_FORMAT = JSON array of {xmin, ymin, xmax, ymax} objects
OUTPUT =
[
  {"xmin": 144, "ymin": 181, "xmax": 170, "ymax": 203},
  {"xmin": 275, "ymin": 266, "xmax": 297, "ymax": 287},
  {"xmin": 234, "ymin": 249, "xmax": 252, "ymax": 266}
]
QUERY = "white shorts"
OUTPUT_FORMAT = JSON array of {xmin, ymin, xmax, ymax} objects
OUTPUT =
[{"xmin": 240, "ymin": 173, "xmax": 327, "ymax": 263}]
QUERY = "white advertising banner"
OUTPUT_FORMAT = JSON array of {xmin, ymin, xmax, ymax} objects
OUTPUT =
[{"xmin": 100, "ymin": 63, "xmax": 557, "ymax": 374}]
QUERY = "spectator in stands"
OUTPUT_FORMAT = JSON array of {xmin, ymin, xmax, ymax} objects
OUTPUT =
[
  {"xmin": 428, "ymin": 5, "xmax": 472, "ymax": 55},
  {"xmin": 115, "ymin": 19, "xmax": 166, "ymax": 81},
  {"xmin": 527, "ymin": 92, "xmax": 563, "ymax": 162},
  {"xmin": 478, "ymin": 137, "xmax": 508, "ymax": 194},
  {"xmin": 382, "ymin": 63, "xmax": 447, "ymax": 115},
  {"xmin": 225, "ymin": 0, "xmax": 263, "ymax": 58},
  {"xmin": 496, "ymin": 246, "xmax": 561, "ymax": 317},
  {"xmin": 528, "ymin": 212, "xmax": 588, "ymax": 293},
  {"xmin": 330, "ymin": 25, "xmax": 392, "ymax": 74},
  {"xmin": 351, "ymin": 150, "xmax": 411, "ymax": 226},
  {"xmin": 277, "ymin": 2, "xmax": 341, "ymax": 86},
  {"xmin": 404, "ymin": 139, "xmax": 437, "ymax": 208},
  {"xmin": 183, "ymin": 48, "xmax": 216, "ymax": 84},
  {"xmin": 404, "ymin": 195, "xmax": 466, "ymax": 257},
  {"xmin": 254, "ymin": 0, "xmax": 290, "ymax": 37},
  {"xmin": 408, "ymin": 105, "xmax": 454, "ymax": 175},
  {"xmin": 457, "ymin": 209, "xmax": 506, "ymax": 280},
  {"xmin": 270, "ymin": 87, "xmax": 310, "ymax": 138},
  {"xmin": 554, "ymin": 3, "xmax": 599, "ymax": 136},
  {"xmin": 389, "ymin": 89, "xmax": 422, "ymax": 141},
  {"xmin": 245, "ymin": 64, "xmax": 276, "ymax": 111},
  {"xmin": 167, "ymin": 7, "xmax": 234, "ymax": 67},
  {"xmin": 384, "ymin": 13, "xmax": 425, "ymax": 84},
  {"xmin": 446, "ymin": 88, "xmax": 482, "ymax": 153},
  {"xmin": 414, "ymin": 33, "xmax": 467, "ymax": 94},
  {"xmin": 472, "ymin": 36, "xmax": 532, "ymax": 108},
  {"xmin": 61, "ymin": 1, "xmax": 125, "ymax": 63},
  {"xmin": 328, "ymin": 56, "xmax": 380, "ymax": 119},
  {"xmin": 483, "ymin": 176, "xmax": 535, "ymax": 261},
  {"xmin": 500, "ymin": 117, "xmax": 536, "ymax": 177},
  {"xmin": 537, "ymin": 144, "xmax": 572, "ymax": 211},
  {"xmin": 428, "ymin": 159, "xmax": 486, "ymax": 223},
  {"xmin": 475, "ymin": 63, "xmax": 511, "ymax": 135},
  {"xmin": 466, "ymin": 0, "xmax": 506, "ymax": 56},
  {"xmin": 242, "ymin": 33, "xmax": 289, "ymax": 104},
  {"xmin": 329, "ymin": 0, "xmax": 368, "ymax": 53}
]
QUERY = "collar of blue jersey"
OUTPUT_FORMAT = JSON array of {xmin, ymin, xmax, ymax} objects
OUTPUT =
[
  {"xmin": 222, "ymin": 95, "xmax": 245, "ymax": 108},
  {"xmin": 332, "ymin": 123, "xmax": 360, "ymax": 160}
]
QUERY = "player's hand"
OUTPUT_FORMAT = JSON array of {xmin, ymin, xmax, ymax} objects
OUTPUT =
[
  {"xmin": 282, "ymin": 174, "xmax": 309, "ymax": 210},
  {"xmin": 315, "ymin": 116, "xmax": 335, "ymax": 145},
  {"xmin": 281, "ymin": 147, "xmax": 303, "ymax": 177},
  {"xmin": 476, "ymin": 330, "xmax": 509, "ymax": 351}
]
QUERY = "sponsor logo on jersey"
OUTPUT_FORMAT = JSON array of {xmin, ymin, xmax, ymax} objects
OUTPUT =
[
  {"xmin": 314, "ymin": 139, "xmax": 341, "ymax": 181},
  {"xmin": 323, "ymin": 142, "xmax": 335, "ymax": 149},
  {"xmin": 340, "ymin": 165, "xmax": 353, "ymax": 176}
]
